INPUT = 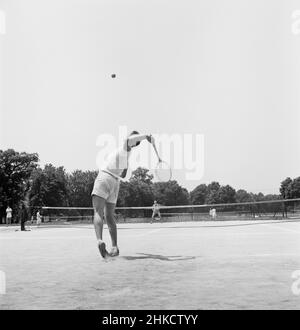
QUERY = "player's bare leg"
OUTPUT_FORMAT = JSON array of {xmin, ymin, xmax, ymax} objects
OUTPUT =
[
  {"xmin": 151, "ymin": 211, "xmax": 154, "ymax": 224},
  {"xmin": 105, "ymin": 202, "xmax": 119, "ymax": 257},
  {"xmin": 92, "ymin": 195, "xmax": 109, "ymax": 258}
]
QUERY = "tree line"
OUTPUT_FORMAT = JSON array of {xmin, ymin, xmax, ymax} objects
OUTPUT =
[{"xmin": 1, "ymin": 149, "xmax": 300, "ymax": 223}]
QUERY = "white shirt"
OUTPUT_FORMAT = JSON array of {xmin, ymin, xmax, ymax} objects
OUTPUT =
[
  {"xmin": 6, "ymin": 207, "xmax": 12, "ymax": 217},
  {"xmin": 101, "ymin": 146, "xmax": 131, "ymax": 179},
  {"xmin": 100, "ymin": 135, "xmax": 148, "ymax": 179}
]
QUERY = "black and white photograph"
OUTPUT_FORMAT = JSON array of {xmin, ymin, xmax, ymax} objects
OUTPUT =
[{"xmin": 0, "ymin": 0, "xmax": 300, "ymax": 314}]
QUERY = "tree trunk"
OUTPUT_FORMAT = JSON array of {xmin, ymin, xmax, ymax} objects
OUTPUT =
[
  {"xmin": 20, "ymin": 207, "xmax": 27, "ymax": 231},
  {"xmin": 21, "ymin": 219, "xmax": 26, "ymax": 231}
]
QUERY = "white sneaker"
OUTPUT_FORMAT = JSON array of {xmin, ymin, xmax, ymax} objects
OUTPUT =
[{"xmin": 109, "ymin": 246, "xmax": 120, "ymax": 257}]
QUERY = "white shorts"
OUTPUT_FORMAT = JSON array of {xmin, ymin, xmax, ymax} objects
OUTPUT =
[{"xmin": 91, "ymin": 171, "xmax": 120, "ymax": 204}]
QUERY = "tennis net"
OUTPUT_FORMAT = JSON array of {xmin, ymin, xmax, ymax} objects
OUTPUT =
[{"xmin": 32, "ymin": 198, "xmax": 300, "ymax": 225}]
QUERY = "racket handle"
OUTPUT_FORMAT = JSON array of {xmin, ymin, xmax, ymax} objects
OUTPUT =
[{"xmin": 151, "ymin": 141, "xmax": 161, "ymax": 162}]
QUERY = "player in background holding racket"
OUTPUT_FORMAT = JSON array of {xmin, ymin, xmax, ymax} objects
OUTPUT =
[
  {"xmin": 36, "ymin": 210, "xmax": 42, "ymax": 227},
  {"xmin": 6, "ymin": 205, "xmax": 12, "ymax": 226},
  {"xmin": 151, "ymin": 201, "xmax": 161, "ymax": 223},
  {"xmin": 91, "ymin": 131, "xmax": 155, "ymax": 258}
]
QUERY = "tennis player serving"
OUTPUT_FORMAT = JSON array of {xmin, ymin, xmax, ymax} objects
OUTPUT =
[{"xmin": 91, "ymin": 131, "xmax": 155, "ymax": 258}]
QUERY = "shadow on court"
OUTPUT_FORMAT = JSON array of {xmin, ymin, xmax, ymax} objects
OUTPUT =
[{"xmin": 121, "ymin": 253, "xmax": 196, "ymax": 261}]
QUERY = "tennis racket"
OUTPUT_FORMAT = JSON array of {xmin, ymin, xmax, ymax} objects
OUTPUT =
[{"xmin": 151, "ymin": 140, "xmax": 172, "ymax": 182}]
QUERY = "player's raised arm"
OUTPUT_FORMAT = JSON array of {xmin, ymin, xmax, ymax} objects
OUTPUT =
[{"xmin": 127, "ymin": 133, "xmax": 154, "ymax": 148}]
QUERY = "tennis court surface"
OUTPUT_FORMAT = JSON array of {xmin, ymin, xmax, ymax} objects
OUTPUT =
[{"xmin": 1, "ymin": 219, "xmax": 300, "ymax": 310}]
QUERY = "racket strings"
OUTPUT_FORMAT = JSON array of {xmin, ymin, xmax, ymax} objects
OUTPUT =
[{"xmin": 155, "ymin": 161, "xmax": 172, "ymax": 182}]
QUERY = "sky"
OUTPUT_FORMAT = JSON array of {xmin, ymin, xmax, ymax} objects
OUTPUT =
[{"xmin": 0, "ymin": 0, "xmax": 300, "ymax": 194}]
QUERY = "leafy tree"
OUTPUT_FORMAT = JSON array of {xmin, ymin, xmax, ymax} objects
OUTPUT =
[
  {"xmin": 280, "ymin": 177, "xmax": 293, "ymax": 199},
  {"xmin": 117, "ymin": 168, "xmax": 155, "ymax": 207},
  {"xmin": 129, "ymin": 167, "xmax": 154, "ymax": 185},
  {"xmin": 190, "ymin": 184, "xmax": 208, "ymax": 205},
  {"xmin": 290, "ymin": 177, "xmax": 300, "ymax": 198},
  {"xmin": 235, "ymin": 189, "xmax": 252, "ymax": 203},
  {"xmin": 263, "ymin": 194, "xmax": 280, "ymax": 201},
  {"xmin": 116, "ymin": 167, "xmax": 154, "ymax": 206},
  {"xmin": 217, "ymin": 185, "xmax": 236, "ymax": 203},
  {"xmin": 29, "ymin": 168, "xmax": 45, "ymax": 207},
  {"xmin": 125, "ymin": 181, "xmax": 154, "ymax": 207},
  {"xmin": 205, "ymin": 181, "xmax": 221, "ymax": 204},
  {"xmin": 153, "ymin": 181, "xmax": 189, "ymax": 206},
  {"xmin": 117, "ymin": 181, "xmax": 132, "ymax": 207},
  {"xmin": 249, "ymin": 192, "xmax": 265, "ymax": 202},
  {"xmin": 29, "ymin": 164, "xmax": 69, "ymax": 207},
  {"xmin": 0, "ymin": 149, "xmax": 39, "ymax": 222},
  {"xmin": 68, "ymin": 170, "xmax": 97, "ymax": 207}
]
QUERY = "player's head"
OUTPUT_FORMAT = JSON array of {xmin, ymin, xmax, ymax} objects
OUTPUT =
[
  {"xmin": 154, "ymin": 200, "xmax": 157, "ymax": 204},
  {"xmin": 129, "ymin": 130, "xmax": 141, "ymax": 147}
]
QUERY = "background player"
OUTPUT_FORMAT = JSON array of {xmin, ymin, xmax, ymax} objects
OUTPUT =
[
  {"xmin": 36, "ymin": 210, "xmax": 42, "ymax": 227},
  {"xmin": 151, "ymin": 201, "xmax": 161, "ymax": 223},
  {"xmin": 6, "ymin": 205, "xmax": 12, "ymax": 226}
]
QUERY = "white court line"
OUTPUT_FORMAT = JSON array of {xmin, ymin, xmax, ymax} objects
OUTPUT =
[
  {"xmin": 2, "ymin": 222, "xmax": 299, "ymax": 240},
  {"xmin": 224, "ymin": 253, "xmax": 300, "ymax": 258},
  {"xmin": 0, "ymin": 228, "xmax": 294, "ymax": 240},
  {"xmin": 262, "ymin": 223, "xmax": 300, "ymax": 234},
  {"xmin": 0, "ymin": 236, "xmax": 93, "ymax": 240},
  {"xmin": 132, "ymin": 228, "xmax": 162, "ymax": 238},
  {"xmin": 0, "ymin": 229, "xmax": 163, "ymax": 240},
  {"xmin": 100, "ymin": 287, "xmax": 133, "ymax": 298}
]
